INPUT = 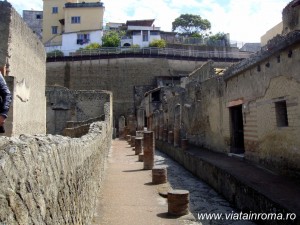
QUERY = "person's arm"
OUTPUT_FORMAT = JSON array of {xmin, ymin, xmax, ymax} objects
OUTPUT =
[{"xmin": 0, "ymin": 74, "xmax": 12, "ymax": 126}]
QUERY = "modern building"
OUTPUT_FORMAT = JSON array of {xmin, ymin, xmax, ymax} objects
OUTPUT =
[
  {"xmin": 22, "ymin": 10, "xmax": 43, "ymax": 40},
  {"xmin": 42, "ymin": 0, "xmax": 105, "ymax": 55},
  {"xmin": 106, "ymin": 19, "xmax": 161, "ymax": 48}
]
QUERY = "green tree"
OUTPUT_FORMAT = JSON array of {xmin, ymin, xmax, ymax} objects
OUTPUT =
[
  {"xmin": 172, "ymin": 14, "xmax": 211, "ymax": 36},
  {"xmin": 102, "ymin": 31, "xmax": 121, "ymax": 47},
  {"xmin": 149, "ymin": 39, "xmax": 166, "ymax": 48}
]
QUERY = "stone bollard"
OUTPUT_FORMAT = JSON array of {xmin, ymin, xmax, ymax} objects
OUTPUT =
[
  {"xmin": 138, "ymin": 153, "xmax": 144, "ymax": 162},
  {"xmin": 126, "ymin": 135, "xmax": 131, "ymax": 144},
  {"xmin": 143, "ymin": 131, "xmax": 155, "ymax": 170},
  {"xmin": 181, "ymin": 139, "xmax": 188, "ymax": 151},
  {"xmin": 168, "ymin": 190, "xmax": 190, "ymax": 216},
  {"xmin": 136, "ymin": 131, "xmax": 144, "ymax": 138},
  {"xmin": 168, "ymin": 131, "xmax": 174, "ymax": 144},
  {"xmin": 135, "ymin": 137, "xmax": 143, "ymax": 155},
  {"xmin": 152, "ymin": 166, "xmax": 167, "ymax": 184},
  {"xmin": 130, "ymin": 136, "xmax": 136, "ymax": 148}
]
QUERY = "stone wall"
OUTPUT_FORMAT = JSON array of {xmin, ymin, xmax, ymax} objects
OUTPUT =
[
  {"xmin": 46, "ymin": 58, "xmax": 232, "ymax": 122},
  {"xmin": 0, "ymin": 119, "xmax": 112, "ymax": 225},
  {"xmin": 0, "ymin": 2, "xmax": 46, "ymax": 136},
  {"xmin": 153, "ymin": 31, "xmax": 300, "ymax": 177},
  {"xmin": 46, "ymin": 86, "xmax": 111, "ymax": 134}
]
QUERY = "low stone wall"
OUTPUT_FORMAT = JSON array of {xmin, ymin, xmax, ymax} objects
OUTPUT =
[
  {"xmin": 156, "ymin": 140, "xmax": 299, "ymax": 225},
  {"xmin": 0, "ymin": 121, "xmax": 112, "ymax": 225},
  {"xmin": 63, "ymin": 124, "xmax": 90, "ymax": 138}
]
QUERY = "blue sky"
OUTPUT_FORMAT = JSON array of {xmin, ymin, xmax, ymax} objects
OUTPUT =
[{"xmin": 10, "ymin": 0, "xmax": 291, "ymax": 43}]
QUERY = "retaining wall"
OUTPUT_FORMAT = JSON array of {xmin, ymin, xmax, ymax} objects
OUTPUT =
[{"xmin": 0, "ymin": 121, "xmax": 112, "ymax": 225}]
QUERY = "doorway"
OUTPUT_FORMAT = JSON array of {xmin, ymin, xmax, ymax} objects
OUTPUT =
[{"xmin": 230, "ymin": 105, "xmax": 245, "ymax": 154}]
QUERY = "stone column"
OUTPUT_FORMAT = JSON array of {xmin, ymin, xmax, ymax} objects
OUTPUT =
[
  {"xmin": 118, "ymin": 116, "xmax": 126, "ymax": 138},
  {"xmin": 135, "ymin": 137, "xmax": 143, "ymax": 155},
  {"xmin": 137, "ymin": 108, "xmax": 145, "ymax": 131},
  {"xmin": 143, "ymin": 131, "xmax": 155, "ymax": 170},
  {"xmin": 168, "ymin": 190, "xmax": 190, "ymax": 216},
  {"xmin": 152, "ymin": 166, "xmax": 167, "ymax": 184},
  {"xmin": 158, "ymin": 111, "xmax": 164, "ymax": 140},
  {"xmin": 174, "ymin": 104, "xmax": 181, "ymax": 147},
  {"xmin": 127, "ymin": 114, "xmax": 137, "ymax": 136},
  {"xmin": 130, "ymin": 136, "xmax": 136, "ymax": 148}
]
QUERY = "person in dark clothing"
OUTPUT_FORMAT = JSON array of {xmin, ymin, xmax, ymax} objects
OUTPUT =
[{"xmin": 0, "ymin": 71, "xmax": 12, "ymax": 133}]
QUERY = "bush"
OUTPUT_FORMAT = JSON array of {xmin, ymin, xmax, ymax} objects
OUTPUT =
[
  {"xmin": 47, "ymin": 50, "xmax": 64, "ymax": 57},
  {"xmin": 149, "ymin": 39, "xmax": 166, "ymax": 48},
  {"xmin": 83, "ymin": 43, "xmax": 101, "ymax": 50}
]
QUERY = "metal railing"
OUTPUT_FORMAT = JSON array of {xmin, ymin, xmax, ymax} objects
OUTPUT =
[{"xmin": 46, "ymin": 47, "xmax": 254, "ymax": 60}]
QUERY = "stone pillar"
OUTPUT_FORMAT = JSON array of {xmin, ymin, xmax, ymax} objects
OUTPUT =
[
  {"xmin": 168, "ymin": 190, "xmax": 190, "ymax": 216},
  {"xmin": 143, "ymin": 131, "xmax": 155, "ymax": 170},
  {"xmin": 158, "ymin": 111, "xmax": 164, "ymax": 140},
  {"xmin": 174, "ymin": 104, "xmax": 181, "ymax": 147},
  {"xmin": 124, "ymin": 126, "xmax": 130, "ymax": 138},
  {"xmin": 147, "ymin": 115, "xmax": 153, "ymax": 131},
  {"xmin": 168, "ymin": 131, "xmax": 174, "ymax": 144},
  {"xmin": 154, "ymin": 111, "xmax": 160, "ymax": 140},
  {"xmin": 136, "ymin": 130, "xmax": 144, "ymax": 138},
  {"xmin": 126, "ymin": 135, "xmax": 131, "ymax": 144},
  {"xmin": 138, "ymin": 153, "xmax": 144, "ymax": 162},
  {"xmin": 127, "ymin": 114, "xmax": 137, "ymax": 136},
  {"xmin": 181, "ymin": 139, "xmax": 188, "ymax": 151},
  {"xmin": 130, "ymin": 136, "xmax": 136, "ymax": 148},
  {"xmin": 137, "ymin": 108, "xmax": 145, "ymax": 131},
  {"xmin": 152, "ymin": 166, "xmax": 167, "ymax": 184},
  {"xmin": 118, "ymin": 116, "xmax": 126, "ymax": 138},
  {"xmin": 135, "ymin": 137, "xmax": 143, "ymax": 155}
]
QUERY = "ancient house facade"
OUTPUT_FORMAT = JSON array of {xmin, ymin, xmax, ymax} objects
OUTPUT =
[{"xmin": 140, "ymin": 1, "xmax": 300, "ymax": 177}]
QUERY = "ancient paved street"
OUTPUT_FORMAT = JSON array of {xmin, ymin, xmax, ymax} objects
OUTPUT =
[{"xmin": 92, "ymin": 139, "xmax": 256, "ymax": 225}]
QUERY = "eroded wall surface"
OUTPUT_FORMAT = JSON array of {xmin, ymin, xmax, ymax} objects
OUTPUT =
[
  {"xmin": 0, "ymin": 120, "xmax": 112, "ymax": 225},
  {"xmin": 0, "ymin": 2, "xmax": 46, "ymax": 136},
  {"xmin": 157, "ymin": 32, "xmax": 300, "ymax": 176},
  {"xmin": 46, "ymin": 86, "xmax": 111, "ymax": 134},
  {"xmin": 46, "ymin": 58, "xmax": 232, "ymax": 121}
]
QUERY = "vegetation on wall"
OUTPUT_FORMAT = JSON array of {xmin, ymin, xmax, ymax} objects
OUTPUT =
[
  {"xmin": 47, "ymin": 50, "xmax": 64, "ymax": 57},
  {"xmin": 83, "ymin": 43, "xmax": 101, "ymax": 49},
  {"xmin": 149, "ymin": 39, "xmax": 166, "ymax": 48}
]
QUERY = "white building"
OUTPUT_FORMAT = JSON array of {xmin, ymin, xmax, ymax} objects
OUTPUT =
[{"xmin": 106, "ymin": 19, "xmax": 161, "ymax": 48}]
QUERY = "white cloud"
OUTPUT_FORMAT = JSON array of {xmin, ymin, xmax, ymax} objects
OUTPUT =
[{"xmin": 9, "ymin": 0, "xmax": 291, "ymax": 42}]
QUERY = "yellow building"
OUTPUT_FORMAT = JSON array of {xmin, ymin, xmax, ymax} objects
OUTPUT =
[{"xmin": 43, "ymin": 0, "xmax": 104, "ymax": 53}]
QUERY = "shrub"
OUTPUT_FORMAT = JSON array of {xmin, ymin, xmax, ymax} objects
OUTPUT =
[
  {"xmin": 83, "ymin": 43, "xmax": 101, "ymax": 50},
  {"xmin": 149, "ymin": 39, "xmax": 166, "ymax": 48}
]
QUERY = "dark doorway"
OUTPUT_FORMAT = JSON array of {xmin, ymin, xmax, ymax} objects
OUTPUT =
[{"xmin": 230, "ymin": 105, "xmax": 245, "ymax": 154}]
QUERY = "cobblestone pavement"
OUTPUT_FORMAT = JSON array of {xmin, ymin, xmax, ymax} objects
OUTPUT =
[{"xmin": 155, "ymin": 150, "xmax": 257, "ymax": 225}]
